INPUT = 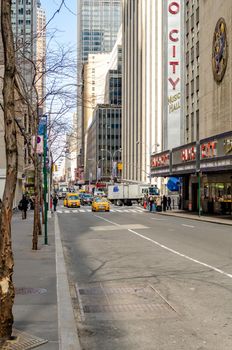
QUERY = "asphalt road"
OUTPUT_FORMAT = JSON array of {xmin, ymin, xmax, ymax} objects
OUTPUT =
[{"xmin": 57, "ymin": 204, "xmax": 232, "ymax": 350}]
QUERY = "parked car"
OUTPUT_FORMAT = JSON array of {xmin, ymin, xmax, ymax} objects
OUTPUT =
[
  {"xmin": 92, "ymin": 197, "xmax": 110, "ymax": 212},
  {"xmin": 63, "ymin": 193, "xmax": 80, "ymax": 208}
]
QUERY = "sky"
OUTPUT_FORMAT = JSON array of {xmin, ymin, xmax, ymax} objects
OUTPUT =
[
  {"xmin": 41, "ymin": 0, "xmax": 77, "ymax": 48},
  {"xmin": 41, "ymin": 0, "xmax": 78, "ymax": 174}
]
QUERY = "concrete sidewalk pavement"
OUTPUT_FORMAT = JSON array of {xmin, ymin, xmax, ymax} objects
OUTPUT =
[{"xmin": 3, "ymin": 210, "xmax": 81, "ymax": 349}]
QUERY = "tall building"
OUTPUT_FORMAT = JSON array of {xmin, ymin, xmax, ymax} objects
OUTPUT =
[
  {"xmin": 122, "ymin": 0, "xmax": 163, "ymax": 184},
  {"xmin": 11, "ymin": 0, "xmax": 37, "ymax": 87},
  {"xmin": 36, "ymin": 0, "xmax": 46, "ymax": 115},
  {"xmin": 78, "ymin": 0, "xmax": 121, "ymax": 63},
  {"xmin": 77, "ymin": 0, "xmax": 122, "ymax": 183},
  {"xmin": 84, "ymin": 29, "xmax": 122, "ymax": 183},
  {"xmin": 184, "ymin": 0, "xmax": 200, "ymax": 144}
]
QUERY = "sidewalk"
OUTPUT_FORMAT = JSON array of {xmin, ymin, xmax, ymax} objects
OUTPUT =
[
  {"xmin": 156, "ymin": 209, "xmax": 232, "ymax": 226},
  {"xmin": 2, "ymin": 210, "xmax": 81, "ymax": 350}
]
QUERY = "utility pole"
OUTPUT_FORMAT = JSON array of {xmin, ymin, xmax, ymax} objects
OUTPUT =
[{"xmin": 43, "ymin": 116, "xmax": 48, "ymax": 244}]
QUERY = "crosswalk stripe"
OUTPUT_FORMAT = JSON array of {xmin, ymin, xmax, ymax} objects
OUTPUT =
[{"xmin": 57, "ymin": 208, "xmax": 145, "ymax": 214}]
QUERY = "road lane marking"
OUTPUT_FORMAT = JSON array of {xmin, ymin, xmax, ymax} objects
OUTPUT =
[
  {"xmin": 91, "ymin": 224, "xmax": 149, "ymax": 231},
  {"xmin": 182, "ymin": 224, "xmax": 195, "ymax": 228},
  {"xmin": 94, "ymin": 215, "xmax": 120, "ymax": 226},
  {"xmin": 127, "ymin": 229, "xmax": 232, "ymax": 280},
  {"xmin": 151, "ymin": 218, "xmax": 166, "ymax": 221}
]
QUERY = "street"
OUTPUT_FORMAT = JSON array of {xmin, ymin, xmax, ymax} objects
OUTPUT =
[{"xmin": 57, "ymin": 203, "xmax": 232, "ymax": 350}]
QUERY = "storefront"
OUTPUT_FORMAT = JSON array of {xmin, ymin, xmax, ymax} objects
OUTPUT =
[
  {"xmin": 150, "ymin": 131, "xmax": 232, "ymax": 216},
  {"xmin": 171, "ymin": 143, "xmax": 197, "ymax": 211},
  {"xmin": 200, "ymin": 131, "xmax": 232, "ymax": 215}
]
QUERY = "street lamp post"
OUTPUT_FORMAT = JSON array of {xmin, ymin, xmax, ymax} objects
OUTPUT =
[
  {"xmin": 101, "ymin": 149, "xmax": 113, "ymax": 179},
  {"xmin": 112, "ymin": 148, "xmax": 122, "ymax": 180},
  {"xmin": 101, "ymin": 148, "xmax": 122, "ymax": 181},
  {"xmin": 97, "ymin": 158, "xmax": 104, "ymax": 182}
]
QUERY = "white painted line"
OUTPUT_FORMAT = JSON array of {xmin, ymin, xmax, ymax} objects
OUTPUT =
[
  {"xmin": 95, "ymin": 215, "xmax": 121, "ymax": 226},
  {"xmin": 110, "ymin": 209, "xmax": 116, "ymax": 212},
  {"xmin": 57, "ymin": 210, "xmax": 62, "ymax": 213},
  {"xmin": 55, "ymin": 215, "xmax": 81, "ymax": 349},
  {"xmin": 72, "ymin": 210, "xmax": 78, "ymax": 213},
  {"xmin": 64, "ymin": 210, "xmax": 70, "ymax": 213},
  {"xmin": 87, "ymin": 209, "xmax": 91, "ymax": 212},
  {"xmin": 182, "ymin": 224, "xmax": 195, "ymax": 228},
  {"xmin": 79, "ymin": 209, "xmax": 85, "ymax": 212},
  {"xmin": 127, "ymin": 228, "xmax": 232, "ymax": 280},
  {"xmin": 151, "ymin": 218, "xmax": 166, "ymax": 221},
  {"xmin": 91, "ymin": 224, "xmax": 149, "ymax": 231}
]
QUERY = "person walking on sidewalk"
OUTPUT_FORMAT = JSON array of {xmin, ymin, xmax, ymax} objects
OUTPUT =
[
  {"xmin": 149, "ymin": 196, "xmax": 154, "ymax": 212},
  {"xmin": 20, "ymin": 195, "xmax": 29, "ymax": 219},
  {"xmin": 167, "ymin": 196, "xmax": 172, "ymax": 210},
  {"xmin": 53, "ymin": 194, "xmax": 58, "ymax": 212},
  {"xmin": 162, "ymin": 195, "xmax": 167, "ymax": 212}
]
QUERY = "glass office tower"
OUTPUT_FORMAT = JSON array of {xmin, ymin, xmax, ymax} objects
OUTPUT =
[{"xmin": 79, "ymin": 0, "xmax": 121, "ymax": 62}]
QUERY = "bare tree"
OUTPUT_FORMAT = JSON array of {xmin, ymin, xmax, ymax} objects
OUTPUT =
[{"xmin": 0, "ymin": 0, "xmax": 17, "ymax": 341}]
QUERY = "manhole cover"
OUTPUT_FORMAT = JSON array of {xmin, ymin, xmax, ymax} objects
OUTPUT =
[
  {"xmin": 2, "ymin": 329, "xmax": 48, "ymax": 350},
  {"xmin": 15, "ymin": 288, "xmax": 47, "ymax": 295}
]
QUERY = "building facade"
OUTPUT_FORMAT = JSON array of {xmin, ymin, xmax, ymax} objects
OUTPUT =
[
  {"xmin": 76, "ymin": 0, "xmax": 122, "ymax": 183},
  {"xmin": 36, "ymin": 0, "xmax": 46, "ymax": 115},
  {"xmin": 11, "ymin": 0, "xmax": 37, "ymax": 87},
  {"xmin": 151, "ymin": 0, "xmax": 232, "ymax": 216},
  {"xmin": 86, "ymin": 105, "xmax": 122, "ymax": 182},
  {"xmin": 78, "ymin": 0, "xmax": 121, "ymax": 63},
  {"xmin": 122, "ymin": 0, "xmax": 163, "ymax": 184}
]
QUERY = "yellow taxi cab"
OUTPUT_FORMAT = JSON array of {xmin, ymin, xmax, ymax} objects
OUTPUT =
[
  {"xmin": 92, "ymin": 197, "xmax": 110, "ymax": 212},
  {"xmin": 63, "ymin": 193, "xmax": 81, "ymax": 208}
]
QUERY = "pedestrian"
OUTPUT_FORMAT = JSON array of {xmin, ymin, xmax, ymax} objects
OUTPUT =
[
  {"xmin": 143, "ymin": 195, "xmax": 147, "ymax": 209},
  {"xmin": 20, "ymin": 195, "xmax": 29, "ymax": 219},
  {"xmin": 162, "ymin": 195, "xmax": 167, "ymax": 212},
  {"xmin": 178, "ymin": 194, "xmax": 182, "ymax": 210},
  {"xmin": 53, "ymin": 194, "xmax": 58, "ymax": 212},
  {"xmin": 167, "ymin": 196, "xmax": 171, "ymax": 210},
  {"xmin": 149, "ymin": 196, "xmax": 154, "ymax": 212}
]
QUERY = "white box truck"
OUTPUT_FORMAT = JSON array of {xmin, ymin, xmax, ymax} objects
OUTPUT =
[{"xmin": 107, "ymin": 183, "xmax": 150, "ymax": 206}]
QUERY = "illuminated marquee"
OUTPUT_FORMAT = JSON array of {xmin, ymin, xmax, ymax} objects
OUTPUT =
[
  {"xmin": 201, "ymin": 141, "xmax": 217, "ymax": 159},
  {"xmin": 181, "ymin": 146, "xmax": 196, "ymax": 162},
  {"xmin": 151, "ymin": 153, "xmax": 170, "ymax": 168}
]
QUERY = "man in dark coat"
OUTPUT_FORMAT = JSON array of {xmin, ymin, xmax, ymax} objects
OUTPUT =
[
  {"xmin": 162, "ymin": 195, "xmax": 167, "ymax": 212},
  {"xmin": 20, "ymin": 195, "xmax": 29, "ymax": 219},
  {"xmin": 53, "ymin": 195, "xmax": 58, "ymax": 212}
]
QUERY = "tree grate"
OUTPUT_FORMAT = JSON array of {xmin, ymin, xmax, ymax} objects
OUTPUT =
[
  {"xmin": 1, "ymin": 329, "xmax": 48, "ymax": 350},
  {"xmin": 83, "ymin": 303, "xmax": 171, "ymax": 313},
  {"xmin": 79, "ymin": 287, "xmax": 146, "ymax": 295}
]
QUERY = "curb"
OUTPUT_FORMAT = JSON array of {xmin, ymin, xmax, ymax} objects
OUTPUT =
[
  {"xmin": 55, "ymin": 214, "xmax": 82, "ymax": 350},
  {"xmin": 156, "ymin": 211, "xmax": 232, "ymax": 226}
]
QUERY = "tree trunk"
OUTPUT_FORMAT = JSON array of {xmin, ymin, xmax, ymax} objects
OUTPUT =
[{"xmin": 0, "ymin": 0, "xmax": 17, "ymax": 340}]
